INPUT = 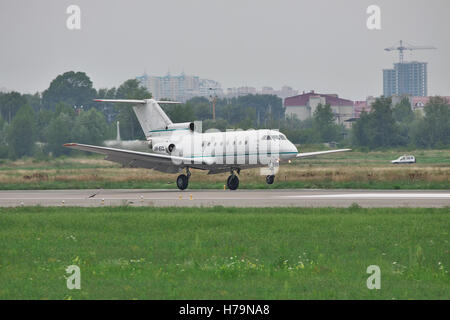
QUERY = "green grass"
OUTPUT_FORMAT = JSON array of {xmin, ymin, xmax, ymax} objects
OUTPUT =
[
  {"xmin": 0, "ymin": 149, "xmax": 448, "ymax": 190},
  {"xmin": 0, "ymin": 206, "xmax": 448, "ymax": 299},
  {"xmin": 0, "ymin": 180, "xmax": 448, "ymax": 190}
]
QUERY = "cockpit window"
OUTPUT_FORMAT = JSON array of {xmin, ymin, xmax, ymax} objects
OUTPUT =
[
  {"xmin": 261, "ymin": 135, "xmax": 272, "ymax": 140},
  {"xmin": 269, "ymin": 134, "xmax": 287, "ymax": 140}
]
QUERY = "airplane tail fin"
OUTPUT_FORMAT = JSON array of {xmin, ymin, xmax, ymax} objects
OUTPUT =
[{"xmin": 94, "ymin": 99, "xmax": 194, "ymax": 139}]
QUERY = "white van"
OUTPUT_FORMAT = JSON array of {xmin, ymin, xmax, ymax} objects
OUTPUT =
[{"xmin": 391, "ymin": 155, "xmax": 416, "ymax": 164}]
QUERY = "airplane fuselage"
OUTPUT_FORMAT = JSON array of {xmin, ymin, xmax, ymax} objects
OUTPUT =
[{"xmin": 150, "ymin": 129, "xmax": 298, "ymax": 170}]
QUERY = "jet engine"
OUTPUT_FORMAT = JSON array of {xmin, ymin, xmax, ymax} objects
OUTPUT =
[
  {"xmin": 166, "ymin": 122, "xmax": 195, "ymax": 132},
  {"xmin": 152, "ymin": 142, "xmax": 176, "ymax": 154}
]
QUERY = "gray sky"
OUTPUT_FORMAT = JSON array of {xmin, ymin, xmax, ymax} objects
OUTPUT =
[{"xmin": 0, "ymin": 0, "xmax": 449, "ymax": 100}]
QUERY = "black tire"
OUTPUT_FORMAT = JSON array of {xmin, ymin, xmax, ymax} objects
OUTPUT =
[
  {"xmin": 176, "ymin": 174, "xmax": 189, "ymax": 190},
  {"xmin": 227, "ymin": 175, "xmax": 239, "ymax": 190},
  {"xmin": 266, "ymin": 175, "xmax": 275, "ymax": 185}
]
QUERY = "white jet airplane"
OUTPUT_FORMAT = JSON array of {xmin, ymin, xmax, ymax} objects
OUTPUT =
[{"xmin": 64, "ymin": 99, "xmax": 350, "ymax": 190}]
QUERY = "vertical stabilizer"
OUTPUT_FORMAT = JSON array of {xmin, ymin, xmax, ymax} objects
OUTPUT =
[
  {"xmin": 94, "ymin": 99, "xmax": 193, "ymax": 139},
  {"xmin": 132, "ymin": 99, "xmax": 173, "ymax": 138}
]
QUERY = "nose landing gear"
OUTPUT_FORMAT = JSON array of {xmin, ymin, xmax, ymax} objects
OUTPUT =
[{"xmin": 265, "ymin": 159, "xmax": 277, "ymax": 185}]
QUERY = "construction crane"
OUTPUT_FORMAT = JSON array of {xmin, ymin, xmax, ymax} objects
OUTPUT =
[{"xmin": 384, "ymin": 40, "xmax": 436, "ymax": 64}]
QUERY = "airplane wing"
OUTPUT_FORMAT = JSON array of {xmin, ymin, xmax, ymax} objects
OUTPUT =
[
  {"xmin": 63, "ymin": 143, "xmax": 212, "ymax": 173},
  {"xmin": 296, "ymin": 148, "xmax": 351, "ymax": 158}
]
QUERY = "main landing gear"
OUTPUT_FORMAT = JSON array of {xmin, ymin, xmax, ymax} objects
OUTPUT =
[
  {"xmin": 227, "ymin": 168, "xmax": 240, "ymax": 190},
  {"xmin": 176, "ymin": 168, "xmax": 191, "ymax": 190},
  {"xmin": 266, "ymin": 175, "xmax": 275, "ymax": 185},
  {"xmin": 176, "ymin": 168, "xmax": 269, "ymax": 190}
]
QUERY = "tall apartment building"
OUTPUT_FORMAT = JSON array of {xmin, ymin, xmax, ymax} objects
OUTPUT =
[
  {"xmin": 383, "ymin": 61, "xmax": 428, "ymax": 97},
  {"xmin": 136, "ymin": 73, "xmax": 223, "ymax": 102}
]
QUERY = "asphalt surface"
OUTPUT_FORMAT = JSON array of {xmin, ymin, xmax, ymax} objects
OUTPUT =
[{"xmin": 0, "ymin": 189, "xmax": 449, "ymax": 208}]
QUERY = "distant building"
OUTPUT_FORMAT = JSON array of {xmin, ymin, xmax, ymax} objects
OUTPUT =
[
  {"xmin": 225, "ymin": 86, "xmax": 298, "ymax": 100},
  {"xmin": 225, "ymin": 86, "xmax": 259, "ymax": 98},
  {"xmin": 392, "ymin": 95, "xmax": 450, "ymax": 114},
  {"xmin": 137, "ymin": 73, "xmax": 300, "ymax": 102},
  {"xmin": 383, "ymin": 61, "xmax": 428, "ymax": 97},
  {"xmin": 199, "ymin": 79, "xmax": 222, "ymax": 98},
  {"xmin": 354, "ymin": 96, "xmax": 376, "ymax": 118},
  {"xmin": 261, "ymin": 86, "xmax": 275, "ymax": 95},
  {"xmin": 383, "ymin": 69, "xmax": 397, "ymax": 97},
  {"xmin": 278, "ymin": 86, "xmax": 298, "ymax": 99},
  {"xmin": 354, "ymin": 101, "xmax": 369, "ymax": 118},
  {"xmin": 137, "ymin": 72, "xmax": 223, "ymax": 102},
  {"xmin": 284, "ymin": 90, "xmax": 354, "ymax": 126}
]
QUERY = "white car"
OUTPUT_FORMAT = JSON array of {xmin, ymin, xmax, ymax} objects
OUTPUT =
[{"xmin": 391, "ymin": 155, "xmax": 416, "ymax": 164}]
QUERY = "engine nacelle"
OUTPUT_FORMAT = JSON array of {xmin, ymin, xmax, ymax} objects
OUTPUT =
[
  {"xmin": 166, "ymin": 122, "xmax": 195, "ymax": 132},
  {"xmin": 152, "ymin": 142, "xmax": 176, "ymax": 154}
]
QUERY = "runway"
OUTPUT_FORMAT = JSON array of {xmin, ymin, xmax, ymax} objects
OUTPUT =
[{"xmin": 0, "ymin": 189, "xmax": 449, "ymax": 208}]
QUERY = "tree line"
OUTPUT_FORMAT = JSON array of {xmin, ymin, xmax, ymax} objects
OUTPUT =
[
  {"xmin": 0, "ymin": 70, "xmax": 448, "ymax": 160},
  {"xmin": 352, "ymin": 96, "xmax": 449, "ymax": 149}
]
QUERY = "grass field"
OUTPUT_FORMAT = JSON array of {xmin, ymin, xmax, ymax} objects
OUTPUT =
[
  {"xmin": 0, "ymin": 206, "xmax": 448, "ymax": 299},
  {"xmin": 0, "ymin": 149, "xmax": 448, "ymax": 190}
]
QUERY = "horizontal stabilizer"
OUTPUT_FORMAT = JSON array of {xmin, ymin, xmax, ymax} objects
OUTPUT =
[
  {"xmin": 94, "ymin": 99, "xmax": 146, "ymax": 104},
  {"xmin": 93, "ymin": 99, "xmax": 181, "ymax": 104}
]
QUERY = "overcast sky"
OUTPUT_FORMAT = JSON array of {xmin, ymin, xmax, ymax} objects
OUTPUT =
[{"xmin": 0, "ymin": 0, "xmax": 449, "ymax": 100}]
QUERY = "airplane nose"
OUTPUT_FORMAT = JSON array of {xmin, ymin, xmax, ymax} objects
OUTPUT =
[
  {"xmin": 280, "ymin": 141, "xmax": 298, "ymax": 159},
  {"xmin": 289, "ymin": 142, "xmax": 298, "ymax": 154}
]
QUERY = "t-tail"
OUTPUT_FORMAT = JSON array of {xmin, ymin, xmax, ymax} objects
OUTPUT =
[{"xmin": 94, "ymin": 99, "xmax": 195, "ymax": 139}]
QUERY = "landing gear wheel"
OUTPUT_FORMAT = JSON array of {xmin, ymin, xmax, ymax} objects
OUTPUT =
[
  {"xmin": 176, "ymin": 174, "xmax": 189, "ymax": 190},
  {"xmin": 227, "ymin": 174, "xmax": 239, "ymax": 190},
  {"xmin": 266, "ymin": 175, "xmax": 275, "ymax": 185}
]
